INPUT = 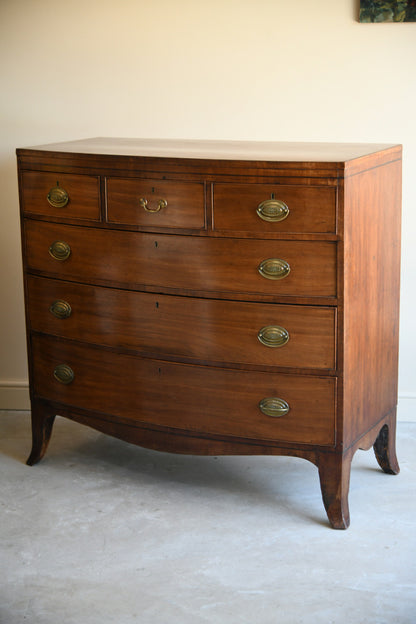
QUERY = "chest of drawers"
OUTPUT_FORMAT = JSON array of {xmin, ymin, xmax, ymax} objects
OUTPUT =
[{"xmin": 17, "ymin": 138, "xmax": 402, "ymax": 529}]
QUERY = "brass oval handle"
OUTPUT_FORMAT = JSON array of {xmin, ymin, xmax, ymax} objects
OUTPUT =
[
  {"xmin": 49, "ymin": 241, "xmax": 71, "ymax": 261},
  {"xmin": 47, "ymin": 185, "xmax": 69, "ymax": 208},
  {"xmin": 258, "ymin": 325, "xmax": 289, "ymax": 348},
  {"xmin": 49, "ymin": 300, "xmax": 72, "ymax": 319},
  {"xmin": 259, "ymin": 397, "xmax": 290, "ymax": 418},
  {"xmin": 257, "ymin": 199, "xmax": 289, "ymax": 223},
  {"xmin": 139, "ymin": 198, "xmax": 167, "ymax": 212},
  {"xmin": 258, "ymin": 258, "xmax": 290, "ymax": 280},
  {"xmin": 53, "ymin": 364, "xmax": 74, "ymax": 385}
]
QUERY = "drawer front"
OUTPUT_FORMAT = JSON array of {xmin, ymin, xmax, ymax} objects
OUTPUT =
[
  {"xmin": 27, "ymin": 276, "xmax": 336, "ymax": 370},
  {"xmin": 106, "ymin": 178, "xmax": 205, "ymax": 229},
  {"xmin": 213, "ymin": 183, "xmax": 336, "ymax": 234},
  {"xmin": 32, "ymin": 335, "xmax": 336, "ymax": 446},
  {"xmin": 20, "ymin": 172, "xmax": 100, "ymax": 221},
  {"xmin": 25, "ymin": 221, "xmax": 337, "ymax": 299}
]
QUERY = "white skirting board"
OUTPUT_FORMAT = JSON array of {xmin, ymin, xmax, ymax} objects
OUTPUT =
[
  {"xmin": 397, "ymin": 393, "xmax": 416, "ymax": 423},
  {"xmin": 0, "ymin": 382, "xmax": 30, "ymax": 411},
  {"xmin": 0, "ymin": 381, "xmax": 414, "ymax": 422}
]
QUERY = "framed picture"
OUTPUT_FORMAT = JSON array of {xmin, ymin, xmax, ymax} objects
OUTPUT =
[{"xmin": 360, "ymin": 1, "xmax": 416, "ymax": 21}]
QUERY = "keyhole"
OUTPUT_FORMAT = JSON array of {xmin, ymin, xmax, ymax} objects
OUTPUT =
[{"xmin": 271, "ymin": 192, "xmax": 275, "ymax": 199}]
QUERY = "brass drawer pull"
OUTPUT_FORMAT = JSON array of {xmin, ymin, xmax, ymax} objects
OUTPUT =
[
  {"xmin": 47, "ymin": 185, "xmax": 69, "ymax": 208},
  {"xmin": 258, "ymin": 325, "xmax": 289, "ymax": 348},
  {"xmin": 139, "ymin": 197, "xmax": 168, "ymax": 213},
  {"xmin": 257, "ymin": 199, "xmax": 289, "ymax": 222},
  {"xmin": 259, "ymin": 397, "xmax": 290, "ymax": 418},
  {"xmin": 53, "ymin": 364, "xmax": 74, "ymax": 385},
  {"xmin": 258, "ymin": 258, "xmax": 290, "ymax": 280},
  {"xmin": 49, "ymin": 241, "xmax": 71, "ymax": 261},
  {"xmin": 49, "ymin": 300, "xmax": 72, "ymax": 319}
]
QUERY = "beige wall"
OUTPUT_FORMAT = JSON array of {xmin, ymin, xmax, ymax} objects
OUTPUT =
[{"xmin": 1, "ymin": 0, "xmax": 415, "ymax": 418}]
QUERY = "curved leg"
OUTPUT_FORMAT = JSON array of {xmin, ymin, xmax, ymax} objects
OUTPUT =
[
  {"xmin": 317, "ymin": 450, "xmax": 352, "ymax": 530},
  {"xmin": 373, "ymin": 419, "xmax": 400, "ymax": 475},
  {"xmin": 26, "ymin": 401, "xmax": 56, "ymax": 466}
]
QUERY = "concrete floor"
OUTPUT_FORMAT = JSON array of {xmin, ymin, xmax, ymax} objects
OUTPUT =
[{"xmin": 1, "ymin": 411, "xmax": 415, "ymax": 624}]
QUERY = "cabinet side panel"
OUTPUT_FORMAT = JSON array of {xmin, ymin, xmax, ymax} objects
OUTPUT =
[{"xmin": 343, "ymin": 156, "xmax": 402, "ymax": 448}]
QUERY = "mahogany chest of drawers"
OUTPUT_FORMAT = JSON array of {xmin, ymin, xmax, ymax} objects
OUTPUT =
[{"xmin": 17, "ymin": 138, "xmax": 402, "ymax": 528}]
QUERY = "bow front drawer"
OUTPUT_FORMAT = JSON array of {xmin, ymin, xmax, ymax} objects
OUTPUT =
[
  {"xmin": 106, "ymin": 177, "xmax": 206, "ymax": 229},
  {"xmin": 27, "ymin": 276, "xmax": 336, "ymax": 370},
  {"xmin": 32, "ymin": 334, "xmax": 336, "ymax": 446},
  {"xmin": 24, "ymin": 221, "xmax": 337, "ymax": 299}
]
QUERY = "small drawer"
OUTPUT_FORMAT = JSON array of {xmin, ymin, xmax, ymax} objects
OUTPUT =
[
  {"xmin": 27, "ymin": 276, "xmax": 336, "ymax": 370},
  {"xmin": 32, "ymin": 334, "xmax": 336, "ymax": 446},
  {"xmin": 212, "ymin": 183, "xmax": 336, "ymax": 234},
  {"xmin": 20, "ymin": 172, "xmax": 100, "ymax": 221},
  {"xmin": 106, "ymin": 178, "xmax": 206, "ymax": 229},
  {"xmin": 24, "ymin": 221, "xmax": 337, "ymax": 299}
]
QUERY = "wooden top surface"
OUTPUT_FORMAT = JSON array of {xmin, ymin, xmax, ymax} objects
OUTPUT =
[{"xmin": 18, "ymin": 137, "xmax": 400, "ymax": 163}]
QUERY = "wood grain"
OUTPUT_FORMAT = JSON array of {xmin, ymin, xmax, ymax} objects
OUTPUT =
[
  {"xmin": 27, "ymin": 275, "xmax": 336, "ymax": 371},
  {"xmin": 24, "ymin": 220, "xmax": 338, "ymax": 299},
  {"xmin": 31, "ymin": 334, "xmax": 336, "ymax": 446},
  {"xmin": 342, "ymin": 159, "xmax": 402, "ymax": 447},
  {"xmin": 106, "ymin": 177, "xmax": 206, "ymax": 229},
  {"xmin": 212, "ymin": 182, "xmax": 336, "ymax": 234},
  {"xmin": 21, "ymin": 171, "xmax": 100, "ymax": 221}
]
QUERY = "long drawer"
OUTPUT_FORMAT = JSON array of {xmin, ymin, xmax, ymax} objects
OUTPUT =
[
  {"xmin": 27, "ymin": 276, "xmax": 336, "ymax": 370},
  {"xmin": 31, "ymin": 335, "xmax": 336, "ymax": 446},
  {"xmin": 24, "ymin": 221, "xmax": 337, "ymax": 299}
]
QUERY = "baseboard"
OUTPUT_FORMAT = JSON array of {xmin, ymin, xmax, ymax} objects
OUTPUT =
[
  {"xmin": 397, "ymin": 393, "xmax": 416, "ymax": 423},
  {"xmin": 0, "ymin": 382, "xmax": 30, "ymax": 411},
  {"xmin": 0, "ymin": 381, "xmax": 415, "ymax": 422}
]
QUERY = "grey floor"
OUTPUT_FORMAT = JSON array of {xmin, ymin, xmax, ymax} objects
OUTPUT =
[{"xmin": 1, "ymin": 411, "xmax": 415, "ymax": 624}]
